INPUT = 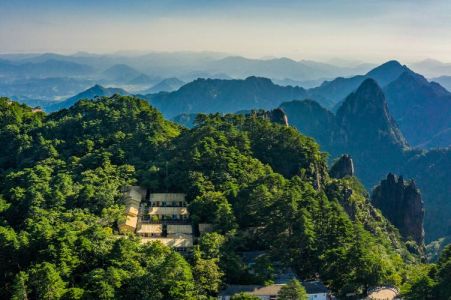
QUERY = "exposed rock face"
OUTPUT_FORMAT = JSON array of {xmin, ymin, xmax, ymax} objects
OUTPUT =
[
  {"xmin": 268, "ymin": 108, "xmax": 289, "ymax": 126},
  {"xmin": 279, "ymin": 100, "xmax": 338, "ymax": 148},
  {"xmin": 330, "ymin": 154, "xmax": 355, "ymax": 179},
  {"xmin": 371, "ymin": 173, "xmax": 424, "ymax": 245},
  {"xmin": 335, "ymin": 79, "xmax": 408, "ymax": 150}
]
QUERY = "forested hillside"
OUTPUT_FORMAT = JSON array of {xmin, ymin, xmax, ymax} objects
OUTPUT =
[{"xmin": 0, "ymin": 95, "xmax": 441, "ymax": 299}]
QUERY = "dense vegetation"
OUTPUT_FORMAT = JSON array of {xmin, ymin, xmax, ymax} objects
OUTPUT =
[
  {"xmin": 402, "ymin": 245, "xmax": 451, "ymax": 299},
  {"xmin": 0, "ymin": 96, "xmax": 447, "ymax": 299}
]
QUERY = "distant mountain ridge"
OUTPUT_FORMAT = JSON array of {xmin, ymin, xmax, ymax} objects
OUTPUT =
[
  {"xmin": 0, "ymin": 59, "xmax": 93, "ymax": 78},
  {"xmin": 308, "ymin": 60, "xmax": 410, "ymax": 107},
  {"xmin": 30, "ymin": 59, "xmax": 451, "ymax": 148},
  {"xmin": 101, "ymin": 64, "xmax": 142, "ymax": 83},
  {"xmin": 144, "ymin": 76, "xmax": 308, "ymax": 118},
  {"xmin": 47, "ymin": 84, "xmax": 130, "ymax": 112},
  {"xmin": 306, "ymin": 61, "xmax": 451, "ymax": 148},
  {"xmin": 141, "ymin": 78, "xmax": 185, "ymax": 94}
]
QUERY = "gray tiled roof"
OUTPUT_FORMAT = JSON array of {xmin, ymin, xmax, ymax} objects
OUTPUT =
[
  {"xmin": 220, "ymin": 281, "xmax": 328, "ymax": 296},
  {"xmin": 302, "ymin": 280, "xmax": 329, "ymax": 294}
]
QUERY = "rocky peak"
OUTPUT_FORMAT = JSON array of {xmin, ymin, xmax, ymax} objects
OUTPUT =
[
  {"xmin": 371, "ymin": 173, "xmax": 425, "ymax": 245},
  {"xmin": 330, "ymin": 154, "xmax": 355, "ymax": 179},
  {"xmin": 245, "ymin": 108, "xmax": 289, "ymax": 126},
  {"xmin": 268, "ymin": 108, "xmax": 289, "ymax": 126},
  {"xmin": 336, "ymin": 78, "xmax": 408, "ymax": 149},
  {"xmin": 366, "ymin": 60, "xmax": 411, "ymax": 86}
]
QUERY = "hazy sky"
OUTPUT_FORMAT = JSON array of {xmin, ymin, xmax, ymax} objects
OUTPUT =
[{"xmin": 2, "ymin": 0, "xmax": 451, "ymax": 62}]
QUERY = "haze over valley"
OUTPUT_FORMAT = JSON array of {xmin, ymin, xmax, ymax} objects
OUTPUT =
[{"xmin": 1, "ymin": 1, "xmax": 451, "ymax": 299}]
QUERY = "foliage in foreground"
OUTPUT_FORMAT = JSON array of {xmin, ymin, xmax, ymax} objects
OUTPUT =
[{"xmin": 0, "ymin": 96, "xmax": 444, "ymax": 299}]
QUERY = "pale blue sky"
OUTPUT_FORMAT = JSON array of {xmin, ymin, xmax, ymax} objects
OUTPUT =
[{"xmin": 1, "ymin": 0, "xmax": 451, "ymax": 62}]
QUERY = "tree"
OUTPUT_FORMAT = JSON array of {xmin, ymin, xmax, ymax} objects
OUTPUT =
[
  {"xmin": 198, "ymin": 232, "xmax": 226, "ymax": 259},
  {"xmin": 404, "ymin": 275, "xmax": 436, "ymax": 300},
  {"xmin": 189, "ymin": 192, "xmax": 236, "ymax": 232},
  {"xmin": 230, "ymin": 292, "xmax": 260, "ymax": 300},
  {"xmin": 28, "ymin": 263, "xmax": 66, "ymax": 300},
  {"xmin": 192, "ymin": 248, "xmax": 223, "ymax": 296},
  {"xmin": 278, "ymin": 280, "xmax": 308, "ymax": 300},
  {"xmin": 10, "ymin": 272, "xmax": 29, "ymax": 300},
  {"xmin": 435, "ymin": 245, "xmax": 451, "ymax": 299},
  {"xmin": 0, "ymin": 96, "xmax": 420, "ymax": 299}
]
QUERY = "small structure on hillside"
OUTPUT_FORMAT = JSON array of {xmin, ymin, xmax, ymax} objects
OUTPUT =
[
  {"xmin": 240, "ymin": 251, "xmax": 298, "ymax": 284},
  {"xmin": 119, "ymin": 186, "xmax": 209, "ymax": 252},
  {"xmin": 32, "ymin": 106, "xmax": 43, "ymax": 113},
  {"xmin": 366, "ymin": 286, "xmax": 399, "ymax": 300},
  {"xmin": 218, "ymin": 280, "xmax": 329, "ymax": 300},
  {"xmin": 118, "ymin": 186, "xmax": 145, "ymax": 233}
]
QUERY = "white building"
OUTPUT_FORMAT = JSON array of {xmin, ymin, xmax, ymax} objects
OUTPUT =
[
  {"xmin": 119, "ymin": 188, "xmax": 195, "ymax": 251},
  {"xmin": 218, "ymin": 280, "xmax": 329, "ymax": 300}
]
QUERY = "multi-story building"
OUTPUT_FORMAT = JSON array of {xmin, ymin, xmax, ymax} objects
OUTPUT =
[{"xmin": 119, "ymin": 186, "xmax": 212, "ymax": 251}]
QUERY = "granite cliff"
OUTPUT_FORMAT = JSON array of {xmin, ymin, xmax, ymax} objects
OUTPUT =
[
  {"xmin": 330, "ymin": 154, "xmax": 355, "ymax": 179},
  {"xmin": 371, "ymin": 173, "xmax": 425, "ymax": 245}
]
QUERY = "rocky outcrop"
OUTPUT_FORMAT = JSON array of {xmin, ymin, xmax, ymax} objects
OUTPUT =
[
  {"xmin": 243, "ymin": 108, "xmax": 289, "ymax": 126},
  {"xmin": 371, "ymin": 173, "xmax": 424, "ymax": 245},
  {"xmin": 268, "ymin": 108, "xmax": 289, "ymax": 126},
  {"xmin": 330, "ymin": 154, "xmax": 354, "ymax": 179}
]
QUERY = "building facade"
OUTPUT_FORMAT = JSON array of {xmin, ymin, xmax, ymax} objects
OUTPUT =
[
  {"xmin": 218, "ymin": 281, "xmax": 329, "ymax": 300},
  {"xmin": 119, "ymin": 187, "xmax": 195, "ymax": 251}
]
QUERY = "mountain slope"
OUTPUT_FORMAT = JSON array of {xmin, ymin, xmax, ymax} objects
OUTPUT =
[
  {"xmin": 0, "ymin": 95, "xmax": 416, "ymax": 299},
  {"xmin": 101, "ymin": 64, "xmax": 142, "ymax": 83},
  {"xmin": 279, "ymin": 99, "xmax": 339, "ymax": 149},
  {"xmin": 308, "ymin": 60, "xmax": 410, "ymax": 109},
  {"xmin": 335, "ymin": 78, "xmax": 408, "ymax": 150},
  {"xmin": 409, "ymin": 59, "xmax": 451, "ymax": 77},
  {"xmin": 384, "ymin": 72, "xmax": 451, "ymax": 147},
  {"xmin": 282, "ymin": 79, "xmax": 408, "ymax": 185},
  {"xmin": 142, "ymin": 77, "xmax": 185, "ymax": 94},
  {"xmin": 0, "ymin": 59, "xmax": 93, "ymax": 78},
  {"xmin": 308, "ymin": 61, "xmax": 451, "ymax": 148},
  {"xmin": 127, "ymin": 73, "xmax": 154, "ymax": 85},
  {"xmin": 203, "ymin": 56, "xmax": 373, "ymax": 82},
  {"xmin": 145, "ymin": 76, "xmax": 308, "ymax": 118},
  {"xmin": 47, "ymin": 84, "xmax": 130, "ymax": 112},
  {"xmin": 333, "ymin": 79, "xmax": 408, "ymax": 185},
  {"xmin": 432, "ymin": 75, "xmax": 451, "ymax": 91}
]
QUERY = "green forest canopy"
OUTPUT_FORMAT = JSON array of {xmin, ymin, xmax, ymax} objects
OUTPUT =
[{"xmin": 0, "ymin": 96, "xmax": 449, "ymax": 299}]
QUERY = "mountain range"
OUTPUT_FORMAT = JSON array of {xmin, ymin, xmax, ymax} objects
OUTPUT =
[
  {"xmin": 0, "ymin": 58, "xmax": 93, "ymax": 78},
  {"xmin": 308, "ymin": 61, "xmax": 451, "ymax": 148},
  {"xmin": 280, "ymin": 79, "xmax": 450, "ymax": 242},
  {"xmin": 144, "ymin": 76, "xmax": 308, "ymax": 118},
  {"xmin": 101, "ymin": 64, "xmax": 144, "ymax": 83},
  {"xmin": 36, "ymin": 60, "xmax": 450, "ymax": 149},
  {"xmin": 1, "ymin": 55, "xmax": 450, "ymax": 243},
  {"xmin": 144, "ymin": 61, "xmax": 450, "ymax": 148},
  {"xmin": 164, "ymin": 77, "xmax": 450, "ymax": 243},
  {"xmin": 139, "ymin": 77, "xmax": 185, "ymax": 94}
]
